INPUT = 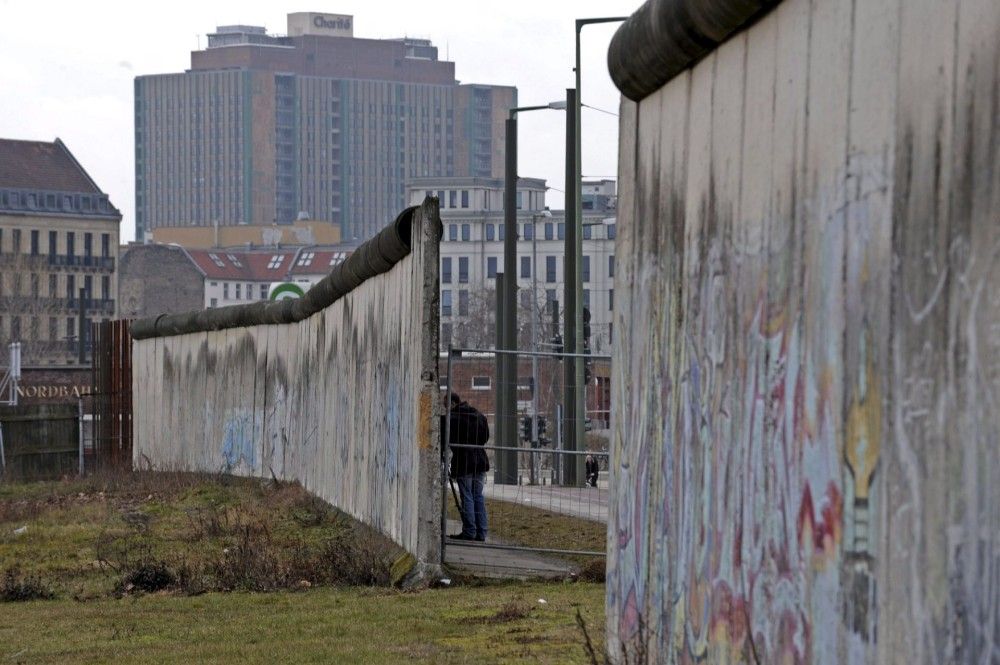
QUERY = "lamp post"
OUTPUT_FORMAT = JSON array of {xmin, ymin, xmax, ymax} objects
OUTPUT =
[
  {"xmin": 496, "ymin": 101, "xmax": 566, "ymax": 486},
  {"xmin": 564, "ymin": 16, "xmax": 628, "ymax": 484}
]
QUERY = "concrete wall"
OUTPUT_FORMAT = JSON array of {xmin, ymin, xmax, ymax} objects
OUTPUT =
[
  {"xmin": 609, "ymin": 0, "xmax": 999, "ymax": 661},
  {"xmin": 118, "ymin": 244, "xmax": 204, "ymax": 320},
  {"xmin": 132, "ymin": 201, "xmax": 442, "ymax": 574}
]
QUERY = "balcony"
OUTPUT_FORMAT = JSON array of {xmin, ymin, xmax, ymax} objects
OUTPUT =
[
  {"xmin": 47, "ymin": 254, "xmax": 115, "ymax": 271},
  {"xmin": 0, "ymin": 295, "xmax": 115, "ymax": 314}
]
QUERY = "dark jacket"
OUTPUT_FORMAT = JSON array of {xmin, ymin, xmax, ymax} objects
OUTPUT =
[
  {"xmin": 585, "ymin": 457, "xmax": 600, "ymax": 477},
  {"xmin": 442, "ymin": 401, "xmax": 490, "ymax": 478}
]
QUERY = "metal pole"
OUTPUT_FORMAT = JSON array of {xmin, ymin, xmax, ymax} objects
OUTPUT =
[
  {"xmin": 563, "ymin": 87, "xmax": 579, "ymax": 485},
  {"xmin": 502, "ymin": 116, "xmax": 518, "ymax": 463},
  {"xmin": 573, "ymin": 17, "xmax": 627, "ymax": 485},
  {"xmin": 78, "ymin": 287, "xmax": 86, "ymax": 365},
  {"xmin": 442, "ymin": 349, "xmax": 454, "ymax": 557},
  {"xmin": 530, "ymin": 215, "xmax": 539, "ymax": 485},
  {"xmin": 494, "ymin": 272, "xmax": 506, "ymax": 483},
  {"xmin": 78, "ymin": 397, "xmax": 84, "ymax": 476}
]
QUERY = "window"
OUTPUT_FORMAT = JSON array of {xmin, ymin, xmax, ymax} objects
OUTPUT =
[
  {"xmin": 449, "ymin": 191, "xmax": 457, "ymax": 208},
  {"xmin": 471, "ymin": 376, "xmax": 491, "ymax": 390},
  {"xmin": 210, "ymin": 298, "xmax": 218, "ymax": 308},
  {"xmin": 66, "ymin": 317, "xmax": 74, "ymax": 338},
  {"xmin": 102, "ymin": 234, "xmax": 110, "ymax": 257},
  {"xmin": 458, "ymin": 290, "xmax": 469, "ymax": 316},
  {"xmin": 223, "ymin": 283, "xmax": 230, "ymax": 299},
  {"xmin": 30, "ymin": 230, "xmax": 39, "ymax": 255},
  {"xmin": 10, "ymin": 317, "xmax": 20, "ymax": 340},
  {"xmin": 607, "ymin": 223, "xmax": 616, "ymax": 239},
  {"xmin": 235, "ymin": 283, "xmax": 242, "ymax": 299},
  {"xmin": 67, "ymin": 275, "xmax": 75, "ymax": 299},
  {"xmin": 461, "ymin": 224, "xmax": 470, "ymax": 241},
  {"xmin": 442, "ymin": 257, "xmax": 452, "ymax": 283},
  {"xmin": 209, "ymin": 253, "xmax": 225, "ymax": 268},
  {"xmin": 441, "ymin": 322, "xmax": 452, "ymax": 348},
  {"xmin": 557, "ymin": 223, "xmax": 565, "ymax": 240},
  {"xmin": 458, "ymin": 257, "xmax": 469, "ymax": 283},
  {"xmin": 544, "ymin": 223, "xmax": 554, "ymax": 240},
  {"xmin": 48, "ymin": 274, "xmax": 56, "ymax": 297},
  {"xmin": 546, "ymin": 289, "xmax": 556, "ymax": 304},
  {"xmin": 12, "ymin": 229, "xmax": 21, "ymax": 252},
  {"xmin": 437, "ymin": 190, "xmax": 445, "ymax": 206},
  {"xmin": 609, "ymin": 289, "xmax": 614, "ymax": 310},
  {"xmin": 49, "ymin": 231, "xmax": 57, "ymax": 257},
  {"xmin": 296, "ymin": 252, "xmax": 315, "ymax": 267},
  {"xmin": 499, "ymin": 224, "xmax": 505, "ymax": 241},
  {"xmin": 84, "ymin": 275, "xmax": 93, "ymax": 299},
  {"xmin": 260, "ymin": 285, "xmax": 268, "ymax": 299},
  {"xmin": 48, "ymin": 317, "xmax": 57, "ymax": 340},
  {"xmin": 523, "ymin": 223, "xmax": 534, "ymax": 241},
  {"xmin": 30, "ymin": 274, "xmax": 38, "ymax": 297},
  {"xmin": 583, "ymin": 224, "xmax": 592, "ymax": 240},
  {"xmin": 461, "ymin": 190, "xmax": 469, "ymax": 208},
  {"xmin": 583, "ymin": 256, "xmax": 591, "ymax": 282},
  {"xmin": 485, "ymin": 224, "xmax": 495, "ymax": 241},
  {"xmin": 267, "ymin": 255, "xmax": 284, "ymax": 269},
  {"xmin": 329, "ymin": 252, "xmax": 347, "ymax": 266},
  {"xmin": 246, "ymin": 283, "xmax": 253, "ymax": 300},
  {"xmin": 546, "ymin": 256, "xmax": 556, "ymax": 283},
  {"xmin": 487, "ymin": 257, "xmax": 497, "ymax": 279},
  {"xmin": 101, "ymin": 276, "xmax": 110, "ymax": 300},
  {"xmin": 583, "ymin": 289, "xmax": 591, "ymax": 309},
  {"xmin": 84, "ymin": 233, "xmax": 93, "ymax": 257},
  {"xmin": 228, "ymin": 254, "xmax": 243, "ymax": 268},
  {"xmin": 520, "ymin": 256, "xmax": 531, "ymax": 278},
  {"xmin": 609, "ymin": 255, "xmax": 615, "ymax": 278},
  {"xmin": 441, "ymin": 290, "xmax": 452, "ymax": 317},
  {"xmin": 516, "ymin": 191, "xmax": 523, "ymax": 210},
  {"xmin": 448, "ymin": 224, "xmax": 458, "ymax": 241}
]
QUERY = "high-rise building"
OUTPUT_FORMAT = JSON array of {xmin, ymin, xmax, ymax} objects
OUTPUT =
[
  {"xmin": 0, "ymin": 138, "xmax": 122, "ymax": 366},
  {"xmin": 134, "ymin": 12, "xmax": 516, "ymax": 243}
]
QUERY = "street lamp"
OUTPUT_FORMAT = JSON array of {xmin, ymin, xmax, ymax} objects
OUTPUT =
[
  {"xmin": 564, "ymin": 16, "xmax": 627, "ymax": 485},
  {"xmin": 496, "ymin": 101, "xmax": 565, "ymax": 486}
]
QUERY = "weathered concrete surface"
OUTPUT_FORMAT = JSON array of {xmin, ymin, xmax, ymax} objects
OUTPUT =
[
  {"xmin": 608, "ymin": 0, "xmax": 999, "ymax": 661},
  {"xmin": 132, "ymin": 199, "xmax": 443, "ymax": 577}
]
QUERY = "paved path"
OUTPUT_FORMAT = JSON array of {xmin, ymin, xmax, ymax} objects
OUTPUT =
[
  {"xmin": 483, "ymin": 480, "xmax": 609, "ymax": 523},
  {"xmin": 442, "ymin": 519, "xmax": 575, "ymax": 579}
]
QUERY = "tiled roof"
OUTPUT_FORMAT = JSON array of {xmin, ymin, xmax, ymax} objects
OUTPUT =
[
  {"xmin": 185, "ymin": 247, "xmax": 352, "ymax": 281},
  {"xmin": 0, "ymin": 138, "xmax": 103, "ymax": 193}
]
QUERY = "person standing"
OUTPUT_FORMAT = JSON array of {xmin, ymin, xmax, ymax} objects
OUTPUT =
[
  {"xmin": 585, "ymin": 454, "xmax": 600, "ymax": 488},
  {"xmin": 443, "ymin": 392, "xmax": 490, "ymax": 541}
]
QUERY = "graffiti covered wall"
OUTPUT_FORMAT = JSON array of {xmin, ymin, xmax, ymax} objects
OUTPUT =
[
  {"xmin": 608, "ymin": 0, "xmax": 999, "ymax": 661},
  {"xmin": 132, "ymin": 201, "xmax": 442, "ymax": 574}
]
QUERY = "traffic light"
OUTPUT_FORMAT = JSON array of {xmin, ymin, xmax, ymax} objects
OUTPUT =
[
  {"xmin": 537, "ymin": 416, "xmax": 547, "ymax": 438},
  {"xmin": 582, "ymin": 307, "xmax": 592, "ymax": 351},
  {"xmin": 584, "ymin": 357, "xmax": 593, "ymax": 384},
  {"xmin": 521, "ymin": 416, "xmax": 532, "ymax": 441}
]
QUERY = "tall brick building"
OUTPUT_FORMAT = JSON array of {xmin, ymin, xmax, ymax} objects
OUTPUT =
[
  {"xmin": 0, "ymin": 138, "xmax": 121, "ymax": 366},
  {"xmin": 134, "ymin": 11, "xmax": 516, "ymax": 243}
]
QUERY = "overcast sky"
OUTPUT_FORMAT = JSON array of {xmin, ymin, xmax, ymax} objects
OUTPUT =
[{"xmin": 0, "ymin": 0, "xmax": 636, "ymax": 241}]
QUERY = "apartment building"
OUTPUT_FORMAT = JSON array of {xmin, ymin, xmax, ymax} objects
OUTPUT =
[{"xmin": 0, "ymin": 138, "xmax": 121, "ymax": 366}]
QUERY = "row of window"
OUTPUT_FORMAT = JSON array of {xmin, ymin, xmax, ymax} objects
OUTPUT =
[
  {"xmin": 445, "ymin": 221, "xmax": 617, "ymax": 243},
  {"xmin": 0, "ymin": 189, "xmax": 112, "ymax": 215},
  {"xmin": 0, "ymin": 272, "xmax": 111, "ymax": 300},
  {"xmin": 0, "ymin": 228, "xmax": 113, "ymax": 258},
  {"xmin": 440, "ymin": 287, "xmax": 612, "ymax": 317},
  {"xmin": 0, "ymin": 314, "xmax": 108, "ymax": 344},
  {"xmin": 444, "ymin": 254, "xmax": 615, "ymax": 284}
]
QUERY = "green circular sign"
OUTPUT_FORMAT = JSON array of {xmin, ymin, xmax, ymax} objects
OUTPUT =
[{"xmin": 269, "ymin": 282, "xmax": 306, "ymax": 300}]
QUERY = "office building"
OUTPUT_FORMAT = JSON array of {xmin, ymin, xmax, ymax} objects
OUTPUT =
[
  {"xmin": 0, "ymin": 138, "xmax": 122, "ymax": 366},
  {"xmin": 135, "ymin": 12, "xmax": 516, "ymax": 243}
]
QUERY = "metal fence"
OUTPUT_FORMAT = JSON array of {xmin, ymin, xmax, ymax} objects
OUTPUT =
[
  {"xmin": 89, "ymin": 319, "xmax": 132, "ymax": 469},
  {"xmin": 441, "ymin": 347, "xmax": 611, "ymax": 562}
]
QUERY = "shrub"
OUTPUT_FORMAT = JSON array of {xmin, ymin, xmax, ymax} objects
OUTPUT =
[{"xmin": 1, "ymin": 568, "xmax": 55, "ymax": 602}]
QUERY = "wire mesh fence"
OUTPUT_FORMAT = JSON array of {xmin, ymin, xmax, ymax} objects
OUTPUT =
[{"xmin": 441, "ymin": 347, "xmax": 611, "ymax": 560}]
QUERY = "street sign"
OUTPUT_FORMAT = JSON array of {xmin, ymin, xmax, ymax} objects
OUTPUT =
[{"xmin": 268, "ymin": 282, "xmax": 306, "ymax": 300}]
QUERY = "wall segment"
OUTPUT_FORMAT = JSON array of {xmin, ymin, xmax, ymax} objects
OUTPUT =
[
  {"xmin": 131, "ymin": 199, "xmax": 443, "ymax": 576},
  {"xmin": 608, "ymin": 0, "xmax": 999, "ymax": 661}
]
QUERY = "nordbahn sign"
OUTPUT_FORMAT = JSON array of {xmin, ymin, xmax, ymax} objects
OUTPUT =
[{"xmin": 269, "ymin": 282, "xmax": 306, "ymax": 300}]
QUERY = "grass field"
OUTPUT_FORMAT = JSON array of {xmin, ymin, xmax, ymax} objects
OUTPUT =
[{"xmin": 0, "ymin": 472, "xmax": 606, "ymax": 663}]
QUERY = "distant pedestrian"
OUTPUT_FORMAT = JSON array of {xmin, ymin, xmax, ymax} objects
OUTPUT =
[
  {"xmin": 442, "ymin": 392, "xmax": 490, "ymax": 542},
  {"xmin": 585, "ymin": 454, "xmax": 599, "ymax": 488}
]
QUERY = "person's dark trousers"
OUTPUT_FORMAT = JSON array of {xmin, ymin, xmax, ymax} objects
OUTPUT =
[{"xmin": 456, "ymin": 473, "xmax": 488, "ymax": 540}]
